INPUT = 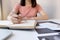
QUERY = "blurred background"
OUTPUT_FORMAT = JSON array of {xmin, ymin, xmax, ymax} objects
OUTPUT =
[{"xmin": 0, "ymin": 0, "xmax": 60, "ymax": 20}]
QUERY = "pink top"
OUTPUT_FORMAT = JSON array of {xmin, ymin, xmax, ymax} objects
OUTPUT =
[{"xmin": 13, "ymin": 3, "xmax": 42, "ymax": 17}]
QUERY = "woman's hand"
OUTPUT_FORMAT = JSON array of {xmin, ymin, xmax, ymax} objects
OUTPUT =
[{"xmin": 11, "ymin": 14, "xmax": 22, "ymax": 24}]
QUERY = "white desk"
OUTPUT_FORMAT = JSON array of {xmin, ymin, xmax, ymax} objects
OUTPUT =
[
  {"xmin": 0, "ymin": 29, "xmax": 12, "ymax": 40},
  {"xmin": 6, "ymin": 29, "xmax": 59, "ymax": 40},
  {"xmin": 6, "ymin": 30, "xmax": 38, "ymax": 40},
  {"xmin": 1, "ymin": 19, "xmax": 60, "ymax": 40}
]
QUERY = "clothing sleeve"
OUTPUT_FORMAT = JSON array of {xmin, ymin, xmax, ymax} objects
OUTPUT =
[
  {"xmin": 12, "ymin": 3, "xmax": 20, "ymax": 12},
  {"xmin": 7, "ymin": 3, "xmax": 20, "ymax": 21},
  {"xmin": 37, "ymin": 4, "xmax": 43, "ymax": 13},
  {"xmin": 9, "ymin": 3, "xmax": 20, "ymax": 16}
]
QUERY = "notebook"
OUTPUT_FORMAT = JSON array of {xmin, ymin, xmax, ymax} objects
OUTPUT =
[
  {"xmin": 0, "ymin": 29, "xmax": 12, "ymax": 40},
  {"xmin": 0, "ymin": 20, "xmax": 37, "ymax": 29}
]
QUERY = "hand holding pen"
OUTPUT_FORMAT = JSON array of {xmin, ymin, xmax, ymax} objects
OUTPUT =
[{"xmin": 11, "ymin": 14, "xmax": 22, "ymax": 24}]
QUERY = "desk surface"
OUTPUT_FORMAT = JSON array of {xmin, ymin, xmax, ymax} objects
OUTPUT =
[
  {"xmin": 6, "ymin": 28, "xmax": 59, "ymax": 40},
  {"xmin": 1, "ymin": 19, "xmax": 60, "ymax": 40},
  {"xmin": 0, "ymin": 29, "xmax": 12, "ymax": 40},
  {"xmin": 6, "ymin": 29, "xmax": 38, "ymax": 40}
]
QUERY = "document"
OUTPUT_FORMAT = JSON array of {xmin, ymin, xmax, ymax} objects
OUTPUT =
[{"xmin": 0, "ymin": 20, "xmax": 37, "ymax": 29}]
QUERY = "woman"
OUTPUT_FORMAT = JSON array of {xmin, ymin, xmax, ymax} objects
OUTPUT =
[{"xmin": 7, "ymin": 0, "xmax": 48, "ymax": 24}]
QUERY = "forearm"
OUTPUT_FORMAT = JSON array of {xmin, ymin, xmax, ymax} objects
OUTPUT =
[
  {"xmin": 22, "ymin": 16, "xmax": 48, "ymax": 20},
  {"xmin": 34, "ymin": 17, "xmax": 48, "ymax": 20}
]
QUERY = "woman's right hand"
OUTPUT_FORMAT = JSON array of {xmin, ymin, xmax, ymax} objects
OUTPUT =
[{"xmin": 11, "ymin": 14, "xmax": 22, "ymax": 24}]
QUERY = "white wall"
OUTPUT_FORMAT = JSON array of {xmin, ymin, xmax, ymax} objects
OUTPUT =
[
  {"xmin": 0, "ymin": 4, "xmax": 1, "ymax": 20},
  {"xmin": 2, "ymin": 0, "xmax": 20, "ymax": 19},
  {"xmin": 54, "ymin": 0, "xmax": 60, "ymax": 19},
  {"xmin": 0, "ymin": 0, "xmax": 2, "ymax": 20},
  {"xmin": 37, "ymin": 0, "xmax": 54, "ymax": 19},
  {"xmin": 2, "ymin": 0, "xmax": 60, "ymax": 20}
]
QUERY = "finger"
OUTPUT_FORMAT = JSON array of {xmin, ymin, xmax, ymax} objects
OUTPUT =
[
  {"xmin": 12, "ymin": 20, "xmax": 18, "ymax": 24},
  {"xmin": 11, "ymin": 17, "xmax": 18, "ymax": 21},
  {"xmin": 18, "ymin": 16, "xmax": 22, "ymax": 18},
  {"xmin": 19, "ymin": 14, "xmax": 21, "ymax": 16},
  {"xmin": 12, "ymin": 14, "xmax": 18, "ymax": 17}
]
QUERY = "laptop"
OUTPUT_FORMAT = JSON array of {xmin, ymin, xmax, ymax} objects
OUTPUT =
[{"xmin": 0, "ymin": 29, "xmax": 12, "ymax": 40}]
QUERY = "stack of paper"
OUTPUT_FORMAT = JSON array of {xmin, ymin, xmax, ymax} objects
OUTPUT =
[{"xmin": 0, "ymin": 20, "xmax": 37, "ymax": 29}]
